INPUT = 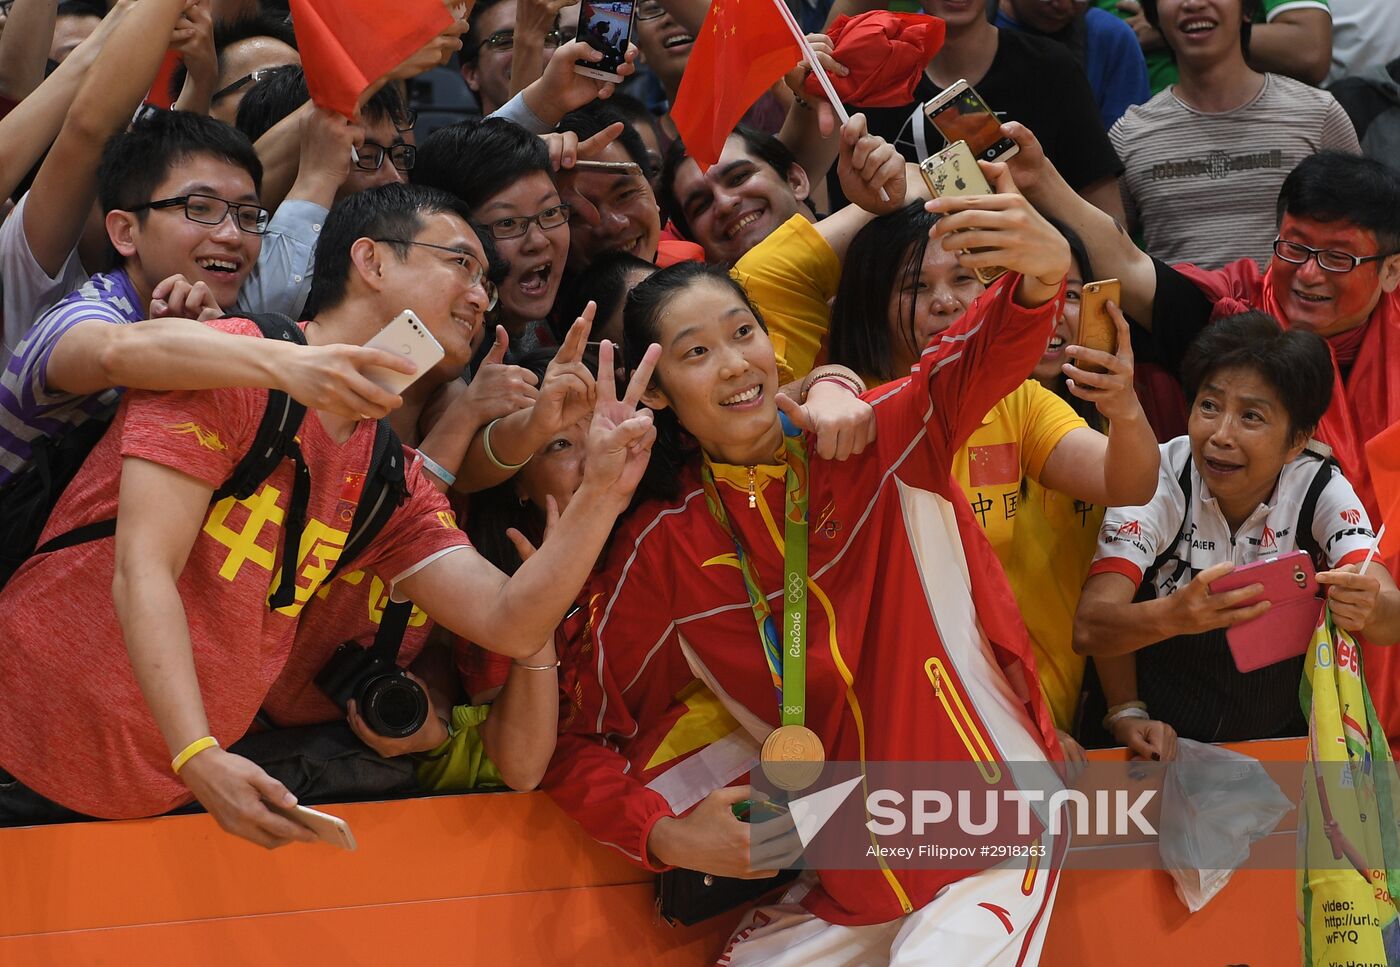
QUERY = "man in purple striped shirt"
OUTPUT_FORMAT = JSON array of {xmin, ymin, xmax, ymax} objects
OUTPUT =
[{"xmin": 0, "ymin": 111, "xmax": 409, "ymax": 486}]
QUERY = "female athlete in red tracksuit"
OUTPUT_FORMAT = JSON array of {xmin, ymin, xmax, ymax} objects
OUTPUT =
[{"xmin": 545, "ymin": 183, "xmax": 1072, "ymax": 965}]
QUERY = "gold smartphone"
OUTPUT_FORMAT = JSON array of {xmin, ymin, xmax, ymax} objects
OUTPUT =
[
  {"xmin": 922, "ymin": 78, "xmax": 1019, "ymax": 164},
  {"xmin": 569, "ymin": 159, "xmax": 644, "ymax": 178},
  {"xmin": 265, "ymin": 800, "xmax": 357, "ymax": 850},
  {"xmin": 918, "ymin": 140, "xmax": 1006, "ymax": 286},
  {"xmin": 1074, "ymin": 279, "xmax": 1121, "ymax": 373}
]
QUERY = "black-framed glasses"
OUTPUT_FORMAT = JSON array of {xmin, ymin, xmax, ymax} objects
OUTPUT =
[
  {"xmin": 394, "ymin": 109, "xmax": 418, "ymax": 134},
  {"xmin": 356, "ymin": 142, "xmax": 416, "ymax": 173},
  {"xmin": 637, "ymin": 1, "xmax": 667, "ymax": 20},
  {"xmin": 486, "ymin": 203, "xmax": 571, "ymax": 240},
  {"xmin": 1273, "ymin": 237, "xmax": 1390, "ymax": 274},
  {"xmin": 130, "ymin": 194, "xmax": 271, "ymax": 235},
  {"xmin": 480, "ymin": 27, "xmax": 563, "ymax": 52},
  {"xmin": 212, "ymin": 67, "xmax": 280, "ymax": 103},
  {"xmin": 375, "ymin": 239, "xmax": 499, "ymax": 309}
]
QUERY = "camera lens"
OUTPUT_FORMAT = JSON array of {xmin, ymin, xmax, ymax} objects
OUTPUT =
[{"xmin": 359, "ymin": 673, "xmax": 429, "ymax": 738}]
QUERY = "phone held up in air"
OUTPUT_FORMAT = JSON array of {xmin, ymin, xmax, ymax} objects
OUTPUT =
[
  {"xmin": 923, "ymin": 79, "xmax": 1019, "ymax": 164},
  {"xmin": 574, "ymin": 0, "xmax": 636, "ymax": 84},
  {"xmin": 362, "ymin": 309, "xmax": 445, "ymax": 396},
  {"xmin": 1074, "ymin": 279, "xmax": 1121, "ymax": 374},
  {"xmin": 1208, "ymin": 550, "xmax": 1323, "ymax": 673},
  {"xmin": 264, "ymin": 800, "xmax": 358, "ymax": 850},
  {"xmin": 918, "ymin": 140, "xmax": 1006, "ymax": 286}
]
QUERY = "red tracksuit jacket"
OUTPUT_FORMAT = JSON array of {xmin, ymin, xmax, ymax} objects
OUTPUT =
[{"xmin": 544, "ymin": 274, "xmax": 1065, "ymax": 926}]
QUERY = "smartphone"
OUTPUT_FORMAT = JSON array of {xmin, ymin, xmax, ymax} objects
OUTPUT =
[
  {"xmin": 918, "ymin": 140, "xmax": 1006, "ymax": 286},
  {"xmin": 1209, "ymin": 551, "xmax": 1323, "ymax": 673},
  {"xmin": 362, "ymin": 309, "xmax": 445, "ymax": 396},
  {"xmin": 923, "ymin": 79, "xmax": 1019, "ymax": 164},
  {"xmin": 731, "ymin": 799, "xmax": 789, "ymax": 824},
  {"xmin": 575, "ymin": 0, "xmax": 635, "ymax": 83},
  {"xmin": 264, "ymin": 800, "xmax": 358, "ymax": 850},
  {"xmin": 569, "ymin": 159, "xmax": 644, "ymax": 177},
  {"xmin": 1074, "ymin": 279, "xmax": 1121, "ymax": 374}
]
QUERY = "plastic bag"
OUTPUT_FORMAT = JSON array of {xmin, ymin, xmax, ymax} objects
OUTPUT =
[{"xmin": 1158, "ymin": 738, "xmax": 1293, "ymax": 912}]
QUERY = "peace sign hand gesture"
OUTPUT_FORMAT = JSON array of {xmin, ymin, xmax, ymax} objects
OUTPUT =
[
  {"xmin": 529, "ymin": 310, "xmax": 598, "ymax": 437},
  {"xmin": 581, "ymin": 322, "xmax": 661, "ymax": 511}
]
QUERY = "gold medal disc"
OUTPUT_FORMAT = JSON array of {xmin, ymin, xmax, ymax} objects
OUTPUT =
[{"xmin": 760, "ymin": 724, "xmax": 825, "ymax": 791}]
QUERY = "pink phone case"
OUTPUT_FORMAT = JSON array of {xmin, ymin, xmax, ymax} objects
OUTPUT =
[{"xmin": 1209, "ymin": 551, "xmax": 1322, "ymax": 673}]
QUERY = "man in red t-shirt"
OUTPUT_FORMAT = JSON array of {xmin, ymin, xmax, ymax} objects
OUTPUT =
[{"xmin": 0, "ymin": 183, "xmax": 660, "ymax": 848}]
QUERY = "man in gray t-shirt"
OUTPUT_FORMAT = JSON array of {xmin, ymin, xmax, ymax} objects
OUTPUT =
[{"xmin": 1111, "ymin": 0, "xmax": 1358, "ymax": 270}]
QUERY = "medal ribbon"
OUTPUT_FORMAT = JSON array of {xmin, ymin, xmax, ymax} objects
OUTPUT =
[{"xmin": 699, "ymin": 416, "xmax": 809, "ymax": 725}]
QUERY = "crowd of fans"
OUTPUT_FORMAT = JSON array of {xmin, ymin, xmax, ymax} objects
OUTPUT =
[{"xmin": 0, "ymin": 0, "xmax": 1397, "ymax": 959}]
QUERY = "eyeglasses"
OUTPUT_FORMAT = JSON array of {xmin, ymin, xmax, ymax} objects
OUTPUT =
[
  {"xmin": 130, "ymin": 194, "xmax": 271, "ymax": 235},
  {"xmin": 1273, "ymin": 237, "xmax": 1390, "ymax": 274},
  {"xmin": 637, "ymin": 1, "xmax": 667, "ymax": 20},
  {"xmin": 375, "ymin": 239, "xmax": 499, "ymax": 309},
  {"xmin": 480, "ymin": 27, "xmax": 563, "ymax": 53},
  {"xmin": 212, "ymin": 67, "xmax": 280, "ymax": 103},
  {"xmin": 486, "ymin": 203, "xmax": 571, "ymax": 240},
  {"xmin": 394, "ymin": 109, "xmax": 418, "ymax": 134},
  {"xmin": 356, "ymin": 142, "xmax": 416, "ymax": 173}
]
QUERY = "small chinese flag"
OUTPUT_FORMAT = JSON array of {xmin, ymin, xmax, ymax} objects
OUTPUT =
[
  {"xmin": 288, "ymin": 0, "xmax": 455, "ymax": 118},
  {"xmin": 671, "ymin": 0, "xmax": 802, "ymax": 170}
]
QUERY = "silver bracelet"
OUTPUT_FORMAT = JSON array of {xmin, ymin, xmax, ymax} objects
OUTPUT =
[
  {"xmin": 1104, "ymin": 706, "xmax": 1150, "ymax": 730},
  {"xmin": 484, "ymin": 418, "xmax": 530, "ymax": 471},
  {"xmin": 417, "ymin": 450, "xmax": 457, "ymax": 488},
  {"xmin": 514, "ymin": 659, "xmax": 560, "ymax": 671}
]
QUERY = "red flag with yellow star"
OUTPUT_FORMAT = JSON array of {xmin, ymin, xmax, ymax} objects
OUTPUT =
[{"xmin": 671, "ymin": 0, "xmax": 802, "ymax": 170}]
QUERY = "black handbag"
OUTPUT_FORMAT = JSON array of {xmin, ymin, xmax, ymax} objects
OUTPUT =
[{"xmin": 655, "ymin": 868, "xmax": 799, "ymax": 927}]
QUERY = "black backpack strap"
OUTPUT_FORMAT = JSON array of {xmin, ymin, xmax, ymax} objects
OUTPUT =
[
  {"xmin": 213, "ymin": 312, "xmax": 307, "ymax": 501},
  {"xmin": 328, "ymin": 419, "xmax": 410, "ymax": 582},
  {"xmin": 208, "ymin": 313, "xmax": 310, "ymax": 610},
  {"xmin": 34, "ymin": 519, "xmax": 117, "ymax": 556},
  {"xmin": 1294, "ymin": 451, "xmax": 1337, "ymax": 568},
  {"xmin": 329, "ymin": 421, "xmax": 412, "ymax": 662},
  {"xmin": 28, "ymin": 315, "xmax": 309, "ymax": 569},
  {"xmin": 1142, "ymin": 455, "xmax": 1193, "ymax": 589}
]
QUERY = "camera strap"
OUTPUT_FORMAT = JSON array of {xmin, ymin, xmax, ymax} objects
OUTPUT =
[{"xmin": 366, "ymin": 598, "xmax": 415, "ymax": 665}]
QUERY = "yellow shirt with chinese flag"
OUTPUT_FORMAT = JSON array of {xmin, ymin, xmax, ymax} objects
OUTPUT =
[{"xmin": 952, "ymin": 381, "xmax": 1095, "ymax": 730}]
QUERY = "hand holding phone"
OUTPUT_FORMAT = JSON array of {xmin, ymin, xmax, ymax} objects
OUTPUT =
[
  {"xmin": 362, "ymin": 309, "xmax": 445, "ymax": 396},
  {"xmin": 1208, "ymin": 551, "xmax": 1322, "ymax": 672},
  {"xmin": 263, "ymin": 799, "xmax": 358, "ymax": 850},
  {"xmin": 924, "ymin": 80, "xmax": 1019, "ymax": 164},
  {"xmin": 574, "ymin": 1, "xmax": 636, "ymax": 83},
  {"xmin": 919, "ymin": 140, "xmax": 1006, "ymax": 285},
  {"xmin": 1073, "ymin": 279, "xmax": 1121, "ymax": 374}
]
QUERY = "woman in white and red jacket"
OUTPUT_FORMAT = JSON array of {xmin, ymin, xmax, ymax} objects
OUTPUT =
[{"xmin": 544, "ymin": 174, "xmax": 1076, "ymax": 967}]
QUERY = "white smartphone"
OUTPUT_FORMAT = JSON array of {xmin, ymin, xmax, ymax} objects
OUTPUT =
[
  {"xmin": 264, "ymin": 800, "xmax": 358, "ymax": 850},
  {"xmin": 923, "ymin": 79, "xmax": 1019, "ymax": 164},
  {"xmin": 574, "ymin": 0, "xmax": 636, "ymax": 83},
  {"xmin": 362, "ymin": 309, "xmax": 444, "ymax": 396}
]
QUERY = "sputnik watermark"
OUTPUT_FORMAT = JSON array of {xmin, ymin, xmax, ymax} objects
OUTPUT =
[{"xmin": 865, "ymin": 788, "xmax": 1157, "ymax": 837}]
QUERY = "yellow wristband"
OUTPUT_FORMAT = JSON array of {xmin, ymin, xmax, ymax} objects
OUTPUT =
[{"xmin": 171, "ymin": 735, "xmax": 219, "ymax": 775}]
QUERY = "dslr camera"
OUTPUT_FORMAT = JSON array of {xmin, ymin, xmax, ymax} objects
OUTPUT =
[{"xmin": 315, "ymin": 641, "xmax": 429, "ymax": 738}]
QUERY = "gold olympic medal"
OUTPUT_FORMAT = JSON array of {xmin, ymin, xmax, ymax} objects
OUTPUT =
[{"xmin": 760, "ymin": 724, "xmax": 825, "ymax": 792}]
